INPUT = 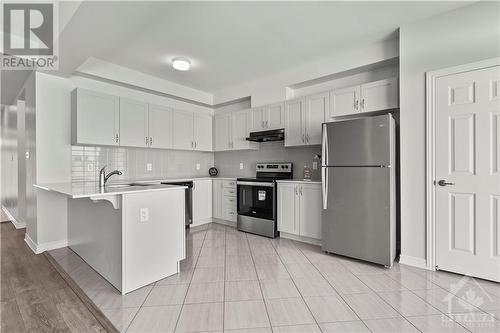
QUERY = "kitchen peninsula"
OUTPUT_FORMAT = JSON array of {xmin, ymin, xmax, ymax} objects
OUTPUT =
[{"xmin": 34, "ymin": 182, "xmax": 186, "ymax": 294}]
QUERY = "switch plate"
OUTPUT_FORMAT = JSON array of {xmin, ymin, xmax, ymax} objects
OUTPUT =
[
  {"xmin": 87, "ymin": 163, "xmax": 94, "ymax": 172},
  {"xmin": 140, "ymin": 208, "xmax": 149, "ymax": 222},
  {"xmin": 146, "ymin": 163, "xmax": 153, "ymax": 171},
  {"xmin": 196, "ymin": 163, "xmax": 200, "ymax": 170},
  {"xmin": 240, "ymin": 163, "xmax": 244, "ymax": 170},
  {"xmin": 312, "ymin": 161, "xmax": 318, "ymax": 170},
  {"xmin": 25, "ymin": 151, "xmax": 30, "ymax": 159}
]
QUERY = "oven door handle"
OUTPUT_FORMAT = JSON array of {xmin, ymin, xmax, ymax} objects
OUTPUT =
[{"xmin": 236, "ymin": 181, "xmax": 274, "ymax": 187}]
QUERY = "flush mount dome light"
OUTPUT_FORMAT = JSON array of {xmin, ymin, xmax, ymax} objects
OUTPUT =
[{"xmin": 172, "ymin": 57, "xmax": 191, "ymax": 71}]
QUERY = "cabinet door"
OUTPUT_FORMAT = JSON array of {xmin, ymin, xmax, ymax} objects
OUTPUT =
[
  {"xmin": 212, "ymin": 180, "xmax": 223, "ymax": 219},
  {"xmin": 305, "ymin": 92, "xmax": 328, "ymax": 145},
  {"xmin": 277, "ymin": 183, "xmax": 298, "ymax": 235},
  {"xmin": 299, "ymin": 183, "xmax": 322, "ymax": 239},
  {"xmin": 329, "ymin": 86, "xmax": 360, "ymax": 119},
  {"xmin": 284, "ymin": 98, "xmax": 305, "ymax": 147},
  {"xmin": 148, "ymin": 104, "xmax": 172, "ymax": 149},
  {"xmin": 172, "ymin": 110, "xmax": 194, "ymax": 150},
  {"xmin": 193, "ymin": 114, "xmax": 213, "ymax": 151},
  {"xmin": 215, "ymin": 113, "xmax": 231, "ymax": 151},
  {"xmin": 232, "ymin": 109, "xmax": 253, "ymax": 150},
  {"xmin": 119, "ymin": 98, "xmax": 148, "ymax": 148},
  {"xmin": 193, "ymin": 179, "xmax": 213, "ymax": 224},
  {"xmin": 73, "ymin": 89, "xmax": 119, "ymax": 146},
  {"xmin": 250, "ymin": 107, "xmax": 266, "ymax": 131},
  {"xmin": 360, "ymin": 78, "xmax": 398, "ymax": 113},
  {"xmin": 266, "ymin": 102, "xmax": 284, "ymax": 130}
]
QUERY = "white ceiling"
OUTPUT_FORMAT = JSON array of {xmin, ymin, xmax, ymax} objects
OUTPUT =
[{"xmin": 59, "ymin": 1, "xmax": 472, "ymax": 94}]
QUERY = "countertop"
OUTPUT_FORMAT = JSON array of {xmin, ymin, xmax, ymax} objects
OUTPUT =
[
  {"xmin": 276, "ymin": 179, "xmax": 322, "ymax": 184},
  {"xmin": 34, "ymin": 176, "xmax": 238, "ymax": 199},
  {"xmin": 33, "ymin": 182, "xmax": 187, "ymax": 199}
]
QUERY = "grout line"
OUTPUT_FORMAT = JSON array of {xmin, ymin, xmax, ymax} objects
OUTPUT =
[
  {"xmin": 246, "ymin": 234, "xmax": 274, "ymax": 332},
  {"xmin": 222, "ymin": 224, "xmax": 227, "ymax": 332}
]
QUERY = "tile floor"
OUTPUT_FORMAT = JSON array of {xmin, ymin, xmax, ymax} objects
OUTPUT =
[{"xmin": 49, "ymin": 223, "xmax": 500, "ymax": 333}]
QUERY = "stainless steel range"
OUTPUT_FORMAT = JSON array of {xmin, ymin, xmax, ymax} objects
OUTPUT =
[{"xmin": 236, "ymin": 162, "xmax": 293, "ymax": 238}]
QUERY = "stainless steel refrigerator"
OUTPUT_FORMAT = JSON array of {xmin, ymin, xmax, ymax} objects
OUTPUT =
[{"xmin": 321, "ymin": 114, "xmax": 396, "ymax": 267}]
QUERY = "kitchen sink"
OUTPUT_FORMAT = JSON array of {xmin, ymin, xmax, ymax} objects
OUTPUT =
[{"xmin": 105, "ymin": 183, "xmax": 151, "ymax": 189}]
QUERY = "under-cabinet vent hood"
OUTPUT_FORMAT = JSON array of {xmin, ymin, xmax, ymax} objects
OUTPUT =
[{"xmin": 246, "ymin": 128, "xmax": 285, "ymax": 142}]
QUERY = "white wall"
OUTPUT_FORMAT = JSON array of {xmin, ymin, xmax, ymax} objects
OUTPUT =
[
  {"xmin": 213, "ymin": 37, "xmax": 399, "ymax": 106},
  {"xmin": 399, "ymin": 2, "xmax": 500, "ymax": 262}
]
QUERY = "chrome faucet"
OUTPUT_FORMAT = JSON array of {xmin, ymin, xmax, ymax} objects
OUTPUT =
[{"xmin": 99, "ymin": 166, "xmax": 123, "ymax": 187}]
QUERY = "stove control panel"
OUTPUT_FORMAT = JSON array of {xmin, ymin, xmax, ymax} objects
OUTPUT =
[{"xmin": 255, "ymin": 162, "xmax": 293, "ymax": 173}]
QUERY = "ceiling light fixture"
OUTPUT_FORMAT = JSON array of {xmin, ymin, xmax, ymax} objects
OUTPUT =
[{"xmin": 172, "ymin": 57, "xmax": 191, "ymax": 71}]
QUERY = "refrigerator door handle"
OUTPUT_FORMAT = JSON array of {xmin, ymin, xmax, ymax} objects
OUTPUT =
[
  {"xmin": 322, "ymin": 167, "xmax": 328, "ymax": 209},
  {"xmin": 322, "ymin": 124, "xmax": 328, "ymax": 166}
]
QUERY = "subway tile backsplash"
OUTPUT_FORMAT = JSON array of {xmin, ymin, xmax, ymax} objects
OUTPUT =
[
  {"xmin": 72, "ymin": 142, "xmax": 321, "ymax": 183},
  {"xmin": 71, "ymin": 146, "xmax": 214, "ymax": 183}
]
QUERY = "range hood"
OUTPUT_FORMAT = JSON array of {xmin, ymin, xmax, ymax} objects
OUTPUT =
[{"xmin": 246, "ymin": 128, "xmax": 285, "ymax": 142}]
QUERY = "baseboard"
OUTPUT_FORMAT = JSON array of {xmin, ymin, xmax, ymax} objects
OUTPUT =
[
  {"xmin": 192, "ymin": 218, "xmax": 212, "ymax": 227},
  {"xmin": 399, "ymin": 254, "xmax": 428, "ymax": 270},
  {"xmin": 212, "ymin": 218, "xmax": 236, "ymax": 228},
  {"xmin": 24, "ymin": 233, "xmax": 68, "ymax": 254},
  {"xmin": 279, "ymin": 232, "xmax": 321, "ymax": 246},
  {"xmin": 1, "ymin": 206, "xmax": 26, "ymax": 229}
]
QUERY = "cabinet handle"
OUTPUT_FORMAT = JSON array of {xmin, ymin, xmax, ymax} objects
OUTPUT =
[
  {"xmin": 194, "ymin": 141, "xmax": 197, "ymax": 148},
  {"xmin": 361, "ymin": 99, "xmax": 365, "ymax": 110},
  {"xmin": 150, "ymin": 137, "xmax": 153, "ymax": 146},
  {"xmin": 306, "ymin": 134, "xmax": 309, "ymax": 143},
  {"xmin": 115, "ymin": 133, "xmax": 119, "ymax": 143},
  {"xmin": 146, "ymin": 136, "xmax": 149, "ymax": 146},
  {"xmin": 294, "ymin": 185, "xmax": 298, "ymax": 195},
  {"xmin": 302, "ymin": 134, "xmax": 305, "ymax": 143},
  {"xmin": 300, "ymin": 185, "xmax": 303, "ymax": 195},
  {"xmin": 191, "ymin": 141, "xmax": 194, "ymax": 148},
  {"xmin": 355, "ymin": 100, "xmax": 359, "ymax": 110}
]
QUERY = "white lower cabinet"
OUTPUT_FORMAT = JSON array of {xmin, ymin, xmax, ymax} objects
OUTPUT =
[
  {"xmin": 277, "ymin": 182, "xmax": 322, "ymax": 240},
  {"xmin": 193, "ymin": 179, "xmax": 213, "ymax": 225},
  {"xmin": 212, "ymin": 179, "xmax": 237, "ymax": 222}
]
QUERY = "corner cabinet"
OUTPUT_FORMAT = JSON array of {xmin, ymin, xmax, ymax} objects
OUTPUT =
[
  {"xmin": 214, "ymin": 110, "xmax": 258, "ymax": 151},
  {"xmin": 277, "ymin": 182, "xmax": 322, "ymax": 240},
  {"xmin": 327, "ymin": 78, "xmax": 398, "ymax": 121},
  {"xmin": 71, "ymin": 88, "xmax": 120, "ymax": 146}
]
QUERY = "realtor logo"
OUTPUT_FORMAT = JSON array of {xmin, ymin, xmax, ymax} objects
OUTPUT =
[{"xmin": 1, "ymin": 2, "xmax": 58, "ymax": 69}]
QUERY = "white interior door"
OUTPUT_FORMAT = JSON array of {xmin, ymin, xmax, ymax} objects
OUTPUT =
[{"xmin": 435, "ymin": 65, "xmax": 500, "ymax": 282}]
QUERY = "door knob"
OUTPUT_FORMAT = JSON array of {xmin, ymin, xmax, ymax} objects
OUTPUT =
[{"xmin": 437, "ymin": 180, "xmax": 455, "ymax": 186}]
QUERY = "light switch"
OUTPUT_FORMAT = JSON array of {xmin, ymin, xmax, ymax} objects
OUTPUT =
[
  {"xmin": 196, "ymin": 163, "xmax": 200, "ymax": 170},
  {"xmin": 146, "ymin": 163, "xmax": 153, "ymax": 171},
  {"xmin": 239, "ymin": 163, "xmax": 244, "ymax": 170},
  {"xmin": 312, "ymin": 161, "xmax": 318, "ymax": 170},
  {"xmin": 87, "ymin": 163, "xmax": 94, "ymax": 172},
  {"xmin": 140, "ymin": 208, "xmax": 149, "ymax": 222}
]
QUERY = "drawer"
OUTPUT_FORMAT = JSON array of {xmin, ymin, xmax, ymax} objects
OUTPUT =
[
  {"xmin": 223, "ymin": 180, "xmax": 236, "ymax": 188},
  {"xmin": 224, "ymin": 195, "xmax": 236, "ymax": 205},
  {"xmin": 223, "ymin": 187, "xmax": 237, "ymax": 197},
  {"xmin": 224, "ymin": 208, "xmax": 237, "ymax": 221}
]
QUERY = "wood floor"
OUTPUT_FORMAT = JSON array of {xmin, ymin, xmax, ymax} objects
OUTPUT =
[{"xmin": 0, "ymin": 222, "xmax": 106, "ymax": 332}]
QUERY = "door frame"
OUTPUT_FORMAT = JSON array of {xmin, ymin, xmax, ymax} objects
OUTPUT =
[{"xmin": 425, "ymin": 57, "xmax": 500, "ymax": 271}]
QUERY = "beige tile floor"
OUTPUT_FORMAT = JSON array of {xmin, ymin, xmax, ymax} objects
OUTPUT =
[{"xmin": 49, "ymin": 223, "xmax": 500, "ymax": 333}]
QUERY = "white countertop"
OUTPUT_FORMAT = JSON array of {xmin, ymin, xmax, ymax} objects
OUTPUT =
[
  {"xmin": 276, "ymin": 179, "xmax": 322, "ymax": 184},
  {"xmin": 33, "ymin": 182, "xmax": 187, "ymax": 199}
]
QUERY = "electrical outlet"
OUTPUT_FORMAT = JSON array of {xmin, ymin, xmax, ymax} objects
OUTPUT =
[
  {"xmin": 25, "ymin": 151, "xmax": 30, "ymax": 159},
  {"xmin": 196, "ymin": 163, "xmax": 200, "ymax": 170},
  {"xmin": 87, "ymin": 163, "xmax": 94, "ymax": 172},
  {"xmin": 140, "ymin": 208, "xmax": 149, "ymax": 222},
  {"xmin": 146, "ymin": 163, "xmax": 153, "ymax": 171},
  {"xmin": 239, "ymin": 163, "xmax": 244, "ymax": 170},
  {"xmin": 312, "ymin": 161, "xmax": 318, "ymax": 170}
]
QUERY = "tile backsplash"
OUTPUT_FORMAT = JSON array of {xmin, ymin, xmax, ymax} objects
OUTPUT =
[
  {"xmin": 71, "ymin": 146, "xmax": 214, "ymax": 183},
  {"xmin": 214, "ymin": 142, "xmax": 322, "ymax": 180},
  {"xmin": 72, "ymin": 142, "xmax": 321, "ymax": 183}
]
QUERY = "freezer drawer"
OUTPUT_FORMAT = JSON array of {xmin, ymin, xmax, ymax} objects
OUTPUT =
[
  {"xmin": 322, "ymin": 114, "xmax": 393, "ymax": 166},
  {"xmin": 321, "ymin": 166, "xmax": 395, "ymax": 266}
]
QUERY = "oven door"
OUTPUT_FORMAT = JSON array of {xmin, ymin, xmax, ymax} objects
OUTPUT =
[{"xmin": 237, "ymin": 181, "xmax": 275, "ymax": 221}]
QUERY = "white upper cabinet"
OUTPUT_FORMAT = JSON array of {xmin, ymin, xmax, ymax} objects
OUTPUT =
[
  {"xmin": 284, "ymin": 98, "xmax": 305, "ymax": 146},
  {"xmin": 327, "ymin": 77, "xmax": 399, "ymax": 120},
  {"xmin": 172, "ymin": 110, "xmax": 194, "ymax": 150},
  {"xmin": 215, "ymin": 113, "xmax": 232, "ymax": 151},
  {"xmin": 72, "ymin": 88, "xmax": 120, "ymax": 146},
  {"xmin": 214, "ymin": 110, "xmax": 257, "ymax": 152},
  {"xmin": 119, "ymin": 98, "xmax": 149, "ymax": 148},
  {"xmin": 329, "ymin": 86, "xmax": 360, "ymax": 119},
  {"xmin": 359, "ymin": 78, "xmax": 398, "ymax": 113},
  {"xmin": 305, "ymin": 91, "xmax": 328, "ymax": 145},
  {"xmin": 250, "ymin": 103, "xmax": 284, "ymax": 131},
  {"xmin": 266, "ymin": 102, "xmax": 284, "ymax": 130},
  {"xmin": 232, "ymin": 110, "xmax": 253, "ymax": 150},
  {"xmin": 193, "ymin": 114, "xmax": 213, "ymax": 151},
  {"xmin": 148, "ymin": 104, "xmax": 172, "ymax": 149}
]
